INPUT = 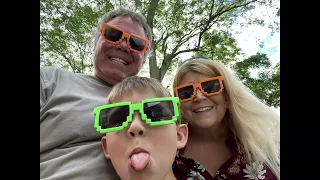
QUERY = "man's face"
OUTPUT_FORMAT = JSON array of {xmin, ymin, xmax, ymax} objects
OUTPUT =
[{"xmin": 93, "ymin": 16, "xmax": 147, "ymax": 85}]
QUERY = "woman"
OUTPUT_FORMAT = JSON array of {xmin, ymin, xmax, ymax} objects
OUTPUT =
[{"xmin": 172, "ymin": 57, "xmax": 279, "ymax": 180}]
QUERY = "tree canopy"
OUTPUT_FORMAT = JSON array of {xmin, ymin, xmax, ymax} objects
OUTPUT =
[{"xmin": 40, "ymin": 0, "xmax": 280, "ymax": 108}]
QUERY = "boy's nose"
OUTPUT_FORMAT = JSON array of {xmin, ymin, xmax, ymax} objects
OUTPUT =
[{"xmin": 127, "ymin": 112, "xmax": 146, "ymax": 137}]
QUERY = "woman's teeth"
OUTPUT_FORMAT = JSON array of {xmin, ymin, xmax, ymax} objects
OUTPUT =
[{"xmin": 194, "ymin": 107, "xmax": 213, "ymax": 113}]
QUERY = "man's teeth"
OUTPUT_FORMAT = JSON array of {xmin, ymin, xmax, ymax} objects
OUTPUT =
[
  {"xmin": 194, "ymin": 107, "xmax": 213, "ymax": 113},
  {"xmin": 109, "ymin": 57, "xmax": 127, "ymax": 65}
]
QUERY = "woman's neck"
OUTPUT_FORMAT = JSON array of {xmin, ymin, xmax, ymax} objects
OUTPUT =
[{"xmin": 188, "ymin": 120, "xmax": 229, "ymax": 143}]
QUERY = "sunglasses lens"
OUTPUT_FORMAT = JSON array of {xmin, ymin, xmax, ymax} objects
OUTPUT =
[
  {"xmin": 104, "ymin": 27, "xmax": 123, "ymax": 42},
  {"xmin": 99, "ymin": 106, "xmax": 129, "ymax": 129},
  {"xmin": 129, "ymin": 36, "xmax": 146, "ymax": 51},
  {"xmin": 201, "ymin": 79, "xmax": 221, "ymax": 94},
  {"xmin": 144, "ymin": 101, "xmax": 174, "ymax": 122},
  {"xmin": 177, "ymin": 85, "xmax": 194, "ymax": 100}
]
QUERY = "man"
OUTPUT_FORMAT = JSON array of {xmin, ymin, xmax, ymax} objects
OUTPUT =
[{"xmin": 40, "ymin": 7, "xmax": 152, "ymax": 180}]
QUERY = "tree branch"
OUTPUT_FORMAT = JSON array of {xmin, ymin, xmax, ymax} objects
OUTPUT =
[
  {"xmin": 221, "ymin": 0, "xmax": 258, "ymax": 16},
  {"xmin": 174, "ymin": 48, "xmax": 203, "ymax": 57},
  {"xmin": 146, "ymin": 0, "xmax": 160, "ymax": 29},
  {"xmin": 197, "ymin": 0, "xmax": 215, "ymax": 47},
  {"xmin": 169, "ymin": 28, "xmax": 200, "ymax": 55},
  {"xmin": 162, "ymin": 32, "xmax": 171, "ymax": 53}
]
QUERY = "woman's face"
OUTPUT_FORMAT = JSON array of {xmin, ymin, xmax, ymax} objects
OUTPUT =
[{"xmin": 178, "ymin": 72, "xmax": 228, "ymax": 129}]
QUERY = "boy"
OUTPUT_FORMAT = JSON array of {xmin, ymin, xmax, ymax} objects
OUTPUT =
[{"xmin": 93, "ymin": 76, "xmax": 188, "ymax": 180}]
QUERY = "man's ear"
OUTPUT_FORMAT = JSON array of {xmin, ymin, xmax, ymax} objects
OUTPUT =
[
  {"xmin": 101, "ymin": 136, "xmax": 111, "ymax": 159},
  {"xmin": 176, "ymin": 124, "xmax": 188, "ymax": 149}
]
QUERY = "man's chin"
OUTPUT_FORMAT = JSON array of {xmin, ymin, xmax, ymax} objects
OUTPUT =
[
  {"xmin": 96, "ymin": 68, "xmax": 140, "ymax": 85},
  {"xmin": 109, "ymin": 73, "xmax": 129, "ymax": 85}
]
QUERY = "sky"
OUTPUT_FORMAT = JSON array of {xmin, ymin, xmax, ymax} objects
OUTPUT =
[
  {"xmin": 234, "ymin": 2, "xmax": 280, "ymax": 72},
  {"xmin": 175, "ymin": 2, "xmax": 280, "ymax": 74},
  {"xmin": 230, "ymin": 2, "xmax": 280, "ymax": 115}
]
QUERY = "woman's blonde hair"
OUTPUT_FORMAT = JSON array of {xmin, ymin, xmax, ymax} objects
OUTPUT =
[
  {"xmin": 107, "ymin": 76, "xmax": 170, "ymax": 104},
  {"xmin": 173, "ymin": 58, "xmax": 280, "ymax": 179}
]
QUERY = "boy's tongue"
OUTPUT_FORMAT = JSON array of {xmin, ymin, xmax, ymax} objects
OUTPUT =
[{"xmin": 129, "ymin": 152, "xmax": 150, "ymax": 171}]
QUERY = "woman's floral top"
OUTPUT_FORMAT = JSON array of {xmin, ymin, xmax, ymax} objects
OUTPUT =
[{"xmin": 173, "ymin": 132, "xmax": 277, "ymax": 180}]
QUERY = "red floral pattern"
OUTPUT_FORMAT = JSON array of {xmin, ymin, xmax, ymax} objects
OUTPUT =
[{"xmin": 172, "ymin": 132, "xmax": 277, "ymax": 180}]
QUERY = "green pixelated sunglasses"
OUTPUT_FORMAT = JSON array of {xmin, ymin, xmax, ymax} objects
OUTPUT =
[{"xmin": 94, "ymin": 97, "xmax": 181, "ymax": 133}]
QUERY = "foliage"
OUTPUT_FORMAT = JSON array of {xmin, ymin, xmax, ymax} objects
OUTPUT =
[
  {"xmin": 40, "ymin": 0, "xmax": 280, "ymax": 108},
  {"xmin": 40, "ymin": 0, "xmax": 113, "ymax": 73},
  {"xmin": 233, "ymin": 53, "xmax": 280, "ymax": 107}
]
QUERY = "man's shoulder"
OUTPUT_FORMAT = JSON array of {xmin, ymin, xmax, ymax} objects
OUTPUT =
[
  {"xmin": 40, "ymin": 66, "xmax": 79, "ymax": 82},
  {"xmin": 40, "ymin": 66, "xmax": 108, "ymax": 88},
  {"xmin": 40, "ymin": 66, "xmax": 72, "ymax": 76}
]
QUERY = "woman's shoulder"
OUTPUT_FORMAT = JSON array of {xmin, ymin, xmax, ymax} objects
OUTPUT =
[
  {"xmin": 173, "ymin": 152, "xmax": 277, "ymax": 180},
  {"xmin": 172, "ymin": 131, "xmax": 278, "ymax": 180},
  {"xmin": 173, "ymin": 153, "xmax": 211, "ymax": 180}
]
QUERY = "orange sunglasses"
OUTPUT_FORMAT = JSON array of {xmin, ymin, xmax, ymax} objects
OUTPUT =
[
  {"xmin": 101, "ymin": 23, "xmax": 150, "ymax": 54},
  {"xmin": 173, "ymin": 76, "xmax": 224, "ymax": 102}
]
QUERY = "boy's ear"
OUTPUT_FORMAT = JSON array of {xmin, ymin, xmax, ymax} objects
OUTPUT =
[
  {"xmin": 176, "ymin": 124, "xmax": 188, "ymax": 149},
  {"xmin": 101, "ymin": 136, "xmax": 111, "ymax": 159}
]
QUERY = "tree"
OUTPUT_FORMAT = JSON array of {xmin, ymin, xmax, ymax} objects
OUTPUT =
[
  {"xmin": 40, "ymin": 0, "xmax": 113, "ymax": 73},
  {"xmin": 40, "ymin": 0, "xmax": 280, "ymax": 107},
  {"xmin": 41, "ymin": 0, "xmax": 272, "ymax": 77},
  {"xmin": 232, "ymin": 53, "xmax": 280, "ymax": 107},
  {"xmin": 140, "ymin": 0, "xmax": 263, "ymax": 82},
  {"xmin": 194, "ymin": 30, "xmax": 241, "ymax": 64}
]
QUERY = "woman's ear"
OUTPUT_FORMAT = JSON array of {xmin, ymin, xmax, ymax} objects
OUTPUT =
[
  {"xmin": 101, "ymin": 136, "xmax": 111, "ymax": 159},
  {"xmin": 176, "ymin": 124, "xmax": 188, "ymax": 149},
  {"xmin": 224, "ymin": 92, "xmax": 230, "ymax": 108}
]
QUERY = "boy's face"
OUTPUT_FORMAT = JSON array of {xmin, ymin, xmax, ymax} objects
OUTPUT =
[{"xmin": 101, "ymin": 89, "xmax": 188, "ymax": 180}]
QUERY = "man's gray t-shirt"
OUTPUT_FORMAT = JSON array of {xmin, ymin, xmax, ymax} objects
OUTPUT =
[{"xmin": 40, "ymin": 66, "xmax": 119, "ymax": 180}]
